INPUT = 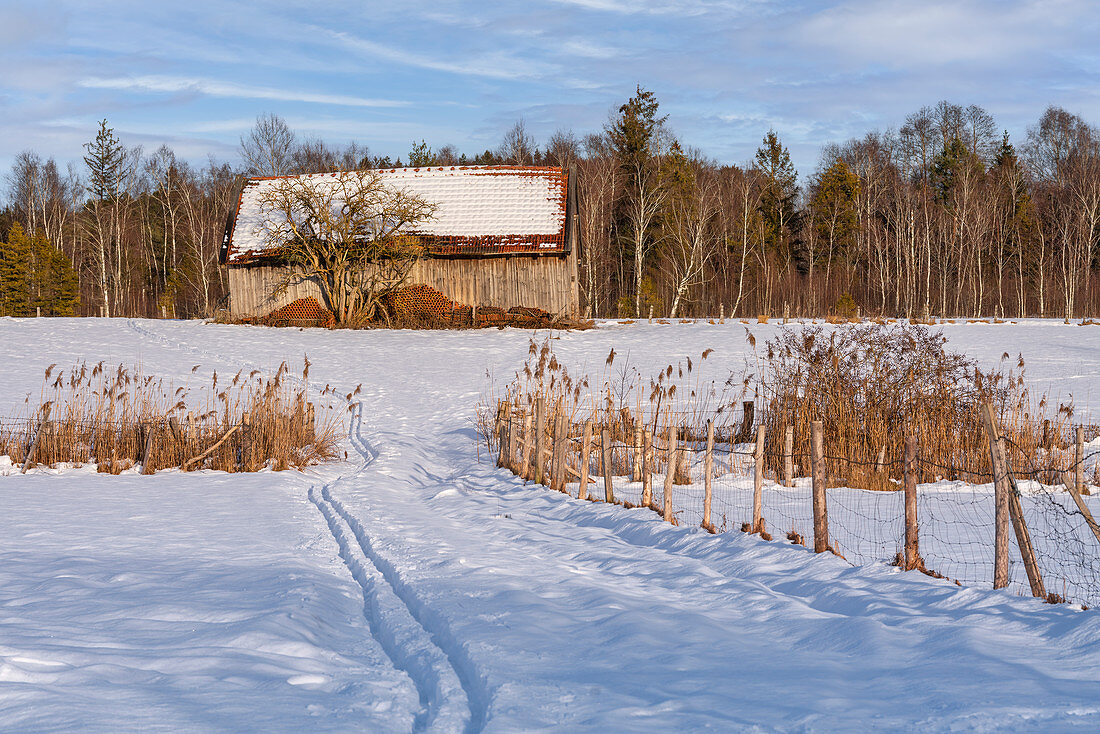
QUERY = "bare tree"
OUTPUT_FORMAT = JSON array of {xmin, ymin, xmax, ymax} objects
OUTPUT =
[
  {"xmin": 254, "ymin": 171, "xmax": 437, "ymax": 322},
  {"xmin": 663, "ymin": 155, "xmax": 719, "ymax": 317},
  {"xmin": 546, "ymin": 129, "xmax": 580, "ymax": 170},
  {"xmin": 240, "ymin": 113, "xmax": 297, "ymax": 176},
  {"xmin": 498, "ymin": 120, "xmax": 537, "ymax": 165},
  {"xmin": 578, "ymin": 134, "xmax": 617, "ymax": 317}
]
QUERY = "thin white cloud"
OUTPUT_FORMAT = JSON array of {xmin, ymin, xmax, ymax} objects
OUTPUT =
[
  {"xmin": 78, "ymin": 75, "xmax": 410, "ymax": 108},
  {"xmin": 548, "ymin": 0, "xmax": 745, "ymax": 15},
  {"xmin": 324, "ymin": 29, "xmax": 554, "ymax": 81},
  {"xmin": 798, "ymin": 0, "xmax": 1080, "ymax": 67},
  {"xmin": 559, "ymin": 39, "xmax": 622, "ymax": 59}
]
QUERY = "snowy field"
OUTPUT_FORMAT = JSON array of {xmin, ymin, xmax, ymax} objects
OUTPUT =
[{"xmin": 2, "ymin": 317, "xmax": 1100, "ymax": 731}]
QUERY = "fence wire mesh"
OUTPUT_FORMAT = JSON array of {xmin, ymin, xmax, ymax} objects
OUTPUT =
[{"xmin": 493, "ymin": 409, "xmax": 1100, "ymax": 609}]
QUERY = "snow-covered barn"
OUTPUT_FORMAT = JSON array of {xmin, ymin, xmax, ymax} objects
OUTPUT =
[{"xmin": 220, "ymin": 165, "xmax": 580, "ymax": 320}]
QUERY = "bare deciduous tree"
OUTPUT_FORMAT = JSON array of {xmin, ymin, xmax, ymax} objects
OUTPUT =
[
  {"xmin": 498, "ymin": 120, "xmax": 537, "ymax": 166},
  {"xmin": 255, "ymin": 171, "xmax": 436, "ymax": 322},
  {"xmin": 240, "ymin": 113, "xmax": 297, "ymax": 176}
]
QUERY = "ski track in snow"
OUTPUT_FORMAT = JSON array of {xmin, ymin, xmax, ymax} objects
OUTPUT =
[
  {"xmin": 127, "ymin": 318, "xmax": 483, "ymax": 732},
  {"xmin": 307, "ymin": 403, "xmax": 483, "ymax": 734}
]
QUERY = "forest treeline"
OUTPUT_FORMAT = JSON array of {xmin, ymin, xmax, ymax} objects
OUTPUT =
[{"xmin": 2, "ymin": 89, "xmax": 1100, "ymax": 320}]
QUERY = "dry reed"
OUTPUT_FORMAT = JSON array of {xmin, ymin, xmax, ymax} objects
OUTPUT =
[
  {"xmin": 754, "ymin": 322, "xmax": 1076, "ymax": 488},
  {"xmin": 481, "ymin": 325, "xmax": 1080, "ymax": 491},
  {"xmin": 1, "ymin": 359, "xmax": 341, "ymax": 474}
]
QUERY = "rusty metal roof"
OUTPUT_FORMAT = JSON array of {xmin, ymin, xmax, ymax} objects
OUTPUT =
[{"xmin": 223, "ymin": 165, "xmax": 568, "ymax": 264}]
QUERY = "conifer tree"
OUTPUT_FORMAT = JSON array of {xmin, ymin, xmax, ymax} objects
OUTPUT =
[
  {"xmin": 0, "ymin": 223, "xmax": 31, "ymax": 316},
  {"xmin": 755, "ymin": 131, "xmax": 800, "ymax": 272},
  {"xmin": 30, "ymin": 229, "xmax": 79, "ymax": 316},
  {"xmin": 82, "ymin": 119, "xmax": 127, "ymax": 316},
  {"xmin": 607, "ymin": 86, "xmax": 669, "ymax": 316},
  {"xmin": 84, "ymin": 119, "xmax": 125, "ymax": 201},
  {"xmin": 930, "ymin": 136, "xmax": 983, "ymax": 203},
  {"xmin": 407, "ymin": 140, "xmax": 436, "ymax": 167},
  {"xmin": 811, "ymin": 158, "xmax": 861, "ymax": 291}
]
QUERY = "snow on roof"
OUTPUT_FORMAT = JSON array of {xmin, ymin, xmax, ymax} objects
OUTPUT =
[{"xmin": 224, "ymin": 165, "xmax": 568, "ymax": 264}]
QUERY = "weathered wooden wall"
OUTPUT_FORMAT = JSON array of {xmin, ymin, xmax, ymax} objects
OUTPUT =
[{"xmin": 228, "ymin": 247, "xmax": 579, "ymax": 319}]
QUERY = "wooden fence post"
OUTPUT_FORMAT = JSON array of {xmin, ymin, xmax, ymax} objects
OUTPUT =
[
  {"xmin": 784, "ymin": 425, "xmax": 794, "ymax": 487},
  {"xmin": 981, "ymin": 403, "xmax": 1011, "ymax": 589},
  {"xmin": 811, "ymin": 420, "xmax": 828, "ymax": 553},
  {"xmin": 534, "ymin": 397, "xmax": 546, "ymax": 485},
  {"xmin": 752, "ymin": 425, "xmax": 765, "ymax": 534},
  {"xmin": 21, "ymin": 404, "xmax": 52, "ymax": 474},
  {"xmin": 518, "ymin": 410, "xmax": 533, "ymax": 479},
  {"xmin": 903, "ymin": 434, "xmax": 919, "ymax": 570},
  {"xmin": 601, "ymin": 427, "xmax": 614, "ymax": 503},
  {"xmin": 642, "ymin": 430, "xmax": 654, "ymax": 507},
  {"xmin": 663, "ymin": 426, "xmax": 678, "ymax": 523},
  {"xmin": 551, "ymin": 412, "xmax": 567, "ymax": 492},
  {"xmin": 737, "ymin": 401, "xmax": 755, "ymax": 443},
  {"xmin": 141, "ymin": 421, "xmax": 158, "ymax": 475},
  {"xmin": 703, "ymin": 420, "xmax": 715, "ymax": 531},
  {"xmin": 1062, "ymin": 472, "xmax": 1100, "ymax": 547},
  {"xmin": 579, "ymin": 421, "xmax": 593, "ymax": 500},
  {"xmin": 236, "ymin": 412, "xmax": 248, "ymax": 472},
  {"xmin": 497, "ymin": 402, "xmax": 512, "ymax": 469},
  {"xmin": 1008, "ymin": 476, "xmax": 1047, "ymax": 598},
  {"xmin": 633, "ymin": 425, "xmax": 643, "ymax": 482},
  {"xmin": 507, "ymin": 405, "xmax": 519, "ymax": 471},
  {"xmin": 1076, "ymin": 425, "xmax": 1085, "ymax": 493}
]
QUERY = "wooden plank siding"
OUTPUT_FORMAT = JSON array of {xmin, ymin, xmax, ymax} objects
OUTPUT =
[{"xmin": 227, "ymin": 246, "xmax": 579, "ymax": 319}]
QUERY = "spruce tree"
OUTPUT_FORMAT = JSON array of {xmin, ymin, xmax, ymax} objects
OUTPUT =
[
  {"xmin": 607, "ymin": 86, "xmax": 669, "ymax": 315},
  {"xmin": 811, "ymin": 158, "xmax": 861, "ymax": 262},
  {"xmin": 83, "ymin": 119, "xmax": 125, "ymax": 201},
  {"xmin": 0, "ymin": 223, "xmax": 32, "ymax": 316},
  {"xmin": 755, "ymin": 131, "xmax": 800, "ymax": 268},
  {"xmin": 29, "ymin": 229, "xmax": 79, "ymax": 316}
]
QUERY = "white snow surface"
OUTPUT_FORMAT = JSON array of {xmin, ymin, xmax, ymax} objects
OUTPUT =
[{"xmin": 1, "ymin": 317, "xmax": 1100, "ymax": 731}]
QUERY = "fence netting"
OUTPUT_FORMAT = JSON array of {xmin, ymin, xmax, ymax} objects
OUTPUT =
[{"xmin": 491, "ymin": 407, "xmax": 1100, "ymax": 609}]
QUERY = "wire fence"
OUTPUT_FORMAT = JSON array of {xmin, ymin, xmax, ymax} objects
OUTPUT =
[{"xmin": 489, "ymin": 402, "xmax": 1100, "ymax": 609}]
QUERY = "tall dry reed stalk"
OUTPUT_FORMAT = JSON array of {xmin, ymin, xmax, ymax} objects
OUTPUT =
[
  {"xmin": 1, "ymin": 359, "xmax": 341, "ymax": 473},
  {"xmin": 479, "ymin": 336, "xmax": 744, "ymax": 443},
  {"xmin": 478, "ymin": 336, "xmax": 743, "ymax": 482}
]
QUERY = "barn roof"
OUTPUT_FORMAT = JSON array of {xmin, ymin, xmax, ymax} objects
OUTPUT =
[{"xmin": 222, "ymin": 165, "xmax": 569, "ymax": 264}]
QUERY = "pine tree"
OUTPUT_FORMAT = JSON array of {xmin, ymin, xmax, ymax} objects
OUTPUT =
[
  {"xmin": 0, "ymin": 223, "xmax": 32, "ymax": 316},
  {"xmin": 83, "ymin": 119, "xmax": 125, "ymax": 201},
  {"xmin": 930, "ymin": 136, "xmax": 983, "ymax": 203},
  {"xmin": 82, "ymin": 119, "xmax": 127, "ymax": 316},
  {"xmin": 755, "ymin": 131, "xmax": 800, "ymax": 269},
  {"xmin": 607, "ymin": 86, "xmax": 669, "ymax": 315},
  {"xmin": 30, "ymin": 229, "xmax": 79, "ymax": 316},
  {"xmin": 811, "ymin": 158, "xmax": 861, "ymax": 276},
  {"xmin": 408, "ymin": 140, "xmax": 436, "ymax": 167}
]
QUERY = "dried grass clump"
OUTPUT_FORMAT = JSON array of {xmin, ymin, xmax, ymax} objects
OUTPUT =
[
  {"xmin": 756, "ymin": 322, "xmax": 1072, "ymax": 488},
  {"xmin": 1, "ymin": 359, "xmax": 341, "ymax": 474}
]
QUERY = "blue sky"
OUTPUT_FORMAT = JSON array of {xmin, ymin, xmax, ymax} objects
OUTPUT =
[{"xmin": 2, "ymin": 0, "xmax": 1099, "ymax": 182}]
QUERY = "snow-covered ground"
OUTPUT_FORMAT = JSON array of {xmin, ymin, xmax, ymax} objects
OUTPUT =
[{"xmin": 2, "ymin": 317, "xmax": 1100, "ymax": 731}]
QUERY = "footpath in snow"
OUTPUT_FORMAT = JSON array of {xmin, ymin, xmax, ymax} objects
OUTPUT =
[{"xmin": 1, "ymin": 317, "xmax": 1100, "ymax": 731}]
